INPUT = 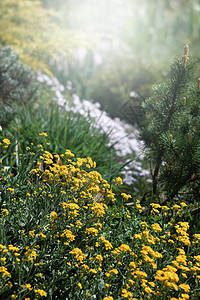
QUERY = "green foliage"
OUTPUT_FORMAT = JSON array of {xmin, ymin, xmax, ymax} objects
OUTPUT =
[
  {"xmin": 2, "ymin": 101, "xmax": 121, "ymax": 181},
  {"xmin": 140, "ymin": 45, "xmax": 200, "ymax": 205},
  {"xmin": 0, "ymin": 142, "xmax": 200, "ymax": 299},
  {"xmin": 0, "ymin": 46, "xmax": 38, "ymax": 104},
  {"xmin": 0, "ymin": 46, "xmax": 38, "ymax": 127}
]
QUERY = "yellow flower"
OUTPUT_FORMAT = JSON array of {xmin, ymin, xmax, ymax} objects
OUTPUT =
[
  {"xmin": 21, "ymin": 283, "xmax": 33, "ymax": 291},
  {"xmin": 194, "ymin": 255, "xmax": 200, "ymax": 261},
  {"xmin": 134, "ymin": 233, "xmax": 142, "ymax": 240},
  {"xmin": 8, "ymin": 245, "xmax": 20, "ymax": 252},
  {"xmin": 151, "ymin": 223, "xmax": 162, "ymax": 232},
  {"xmin": 29, "ymin": 230, "xmax": 35, "ymax": 238},
  {"xmin": 118, "ymin": 244, "xmax": 132, "ymax": 252},
  {"xmin": 38, "ymin": 232, "xmax": 46, "ymax": 239},
  {"xmin": 35, "ymin": 289, "xmax": 47, "ymax": 297},
  {"xmin": 35, "ymin": 273, "xmax": 44, "ymax": 278},
  {"xmin": 77, "ymin": 282, "xmax": 82, "ymax": 289},
  {"xmin": 60, "ymin": 229, "xmax": 75, "ymax": 242},
  {"xmin": 173, "ymin": 204, "xmax": 181, "ymax": 210},
  {"xmin": 168, "ymin": 239, "xmax": 175, "ymax": 244},
  {"xmin": 71, "ymin": 248, "xmax": 85, "ymax": 263},
  {"xmin": 50, "ymin": 211, "xmax": 58, "ymax": 220},
  {"xmin": 0, "ymin": 266, "xmax": 11, "ymax": 278},
  {"xmin": 90, "ymin": 269, "xmax": 98, "ymax": 274},
  {"xmin": 103, "ymin": 297, "xmax": 114, "ymax": 300},
  {"xmin": 129, "ymin": 261, "xmax": 138, "ymax": 269},
  {"xmin": 25, "ymin": 249, "xmax": 37, "ymax": 261},
  {"xmin": 1, "ymin": 209, "xmax": 9, "ymax": 217},
  {"xmin": 136, "ymin": 200, "xmax": 142, "ymax": 212},
  {"xmin": 85, "ymin": 227, "xmax": 98, "ymax": 236},
  {"xmin": 115, "ymin": 176, "xmax": 123, "ymax": 185},
  {"xmin": 91, "ymin": 202, "xmax": 108, "ymax": 217},
  {"xmin": 121, "ymin": 288, "xmax": 133, "ymax": 298},
  {"xmin": 155, "ymin": 266, "xmax": 179, "ymax": 288},
  {"xmin": 179, "ymin": 294, "xmax": 189, "ymax": 299},
  {"xmin": 193, "ymin": 233, "xmax": 200, "ymax": 241},
  {"xmin": 150, "ymin": 203, "xmax": 161, "ymax": 209},
  {"xmin": 99, "ymin": 236, "xmax": 113, "ymax": 250},
  {"xmin": 75, "ymin": 220, "xmax": 83, "ymax": 228},
  {"xmin": 39, "ymin": 132, "xmax": 48, "ymax": 137},
  {"xmin": 3, "ymin": 138, "xmax": 11, "ymax": 145},
  {"xmin": 0, "ymin": 244, "xmax": 6, "ymax": 252},
  {"xmin": 179, "ymin": 283, "xmax": 190, "ymax": 293},
  {"xmin": 86, "ymin": 156, "xmax": 96, "ymax": 168},
  {"xmin": 180, "ymin": 202, "xmax": 187, "ymax": 207},
  {"xmin": 1, "ymin": 257, "xmax": 6, "ymax": 263},
  {"xmin": 7, "ymin": 187, "xmax": 14, "ymax": 194},
  {"xmin": 144, "ymin": 286, "xmax": 154, "ymax": 294},
  {"xmin": 121, "ymin": 193, "xmax": 132, "ymax": 201},
  {"xmin": 134, "ymin": 270, "xmax": 148, "ymax": 279},
  {"xmin": 109, "ymin": 268, "xmax": 118, "ymax": 275},
  {"xmin": 95, "ymin": 254, "xmax": 103, "ymax": 262},
  {"xmin": 65, "ymin": 149, "xmax": 75, "ymax": 157},
  {"xmin": 81, "ymin": 264, "xmax": 89, "ymax": 271}
]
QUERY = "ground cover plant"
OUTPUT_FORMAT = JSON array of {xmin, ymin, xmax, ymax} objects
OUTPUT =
[{"xmin": 0, "ymin": 136, "xmax": 200, "ymax": 299}]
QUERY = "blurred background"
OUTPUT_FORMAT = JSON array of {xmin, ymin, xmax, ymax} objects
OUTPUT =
[
  {"xmin": 41, "ymin": 0, "xmax": 200, "ymax": 121},
  {"xmin": 1, "ymin": 0, "xmax": 199, "ymax": 123}
]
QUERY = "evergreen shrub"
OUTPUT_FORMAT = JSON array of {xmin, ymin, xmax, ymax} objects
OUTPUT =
[
  {"xmin": 0, "ymin": 46, "xmax": 38, "ymax": 127},
  {"xmin": 140, "ymin": 45, "xmax": 200, "ymax": 209}
]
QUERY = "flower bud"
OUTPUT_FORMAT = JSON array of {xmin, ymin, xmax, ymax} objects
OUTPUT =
[
  {"xmin": 198, "ymin": 78, "xmax": 200, "ymax": 90},
  {"xmin": 184, "ymin": 44, "xmax": 189, "ymax": 56},
  {"xmin": 169, "ymin": 134, "xmax": 173, "ymax": 143},
  {"xmin": 182, "ymin": 44, "xmax": 189, "ymax": 65}
]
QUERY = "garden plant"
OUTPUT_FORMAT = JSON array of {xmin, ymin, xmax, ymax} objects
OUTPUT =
[
  {"xmin": 0, "ymin": 134, "xmax": 200, "ymax": 299},
  {"xmin": 140, "ymin": 45, "xmax": 200, "ymax": 211},
  {"xmin": 0, "ymin": 4, "xmax": 200, "ymax": 297}
]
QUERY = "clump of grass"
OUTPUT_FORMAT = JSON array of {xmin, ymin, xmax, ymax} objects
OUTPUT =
[
  {"xmin": 0, "ymin": 138, "xmax": 200, "ymax": 299},
  {"xmin": 2, "ymin": 101, "xmax": 122, "ymax": 181}
]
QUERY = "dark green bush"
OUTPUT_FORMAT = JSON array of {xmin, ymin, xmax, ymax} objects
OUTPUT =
[
  {"xmin": 0, "ymin": 46, "xmax": 38, "ymax": 104},
  {"xmin": 140, "ymin": 45, "xmax": 200, "ymax": 208},
  {"xmin": 0, "ymin": 46, "xmax": 38, "ymax": 126}
]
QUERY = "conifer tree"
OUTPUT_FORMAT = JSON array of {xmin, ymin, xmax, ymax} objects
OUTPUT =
[{"xmin": 140, "ymin": 45, "xmax": 200, "ymax": 207}]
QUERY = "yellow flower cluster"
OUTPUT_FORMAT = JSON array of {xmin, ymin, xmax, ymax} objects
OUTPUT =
[
  {"xmin": 1, "ymin": 143, "xmax": 200, "ymax": 299},
  {"xmin": 38, "ymin": 132, "xmax": 48, "ymax": 137},
  {"xmin": 99, "ymin": 236, "xmax": 113, "ymax": 250},
  {"xmin": 2, "ymin": 138, "xmax": 11, "ymax": 145}
]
